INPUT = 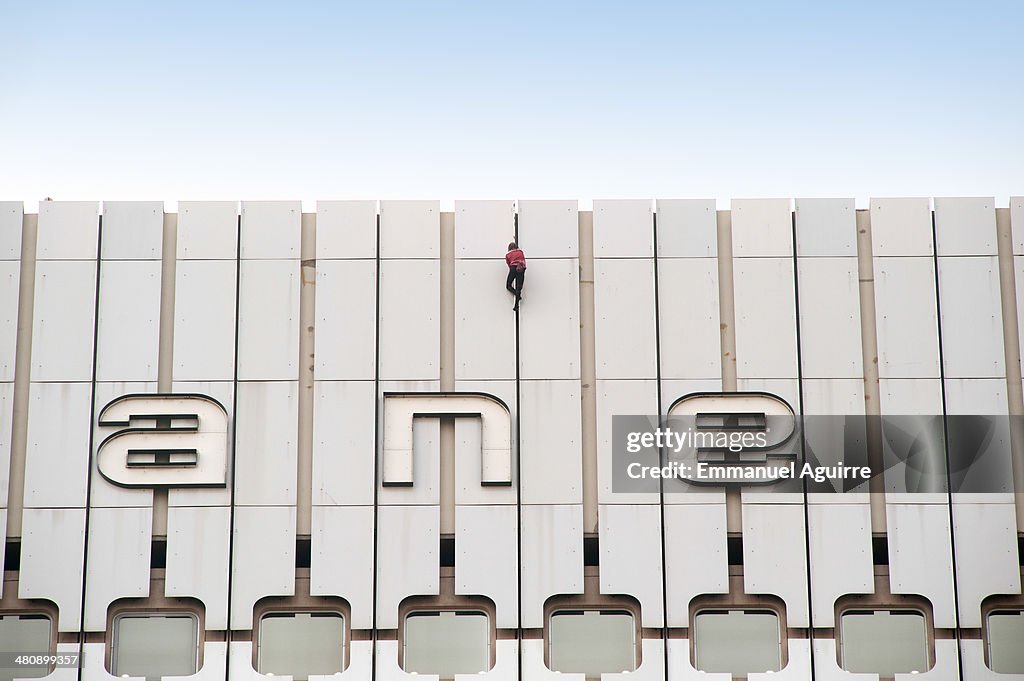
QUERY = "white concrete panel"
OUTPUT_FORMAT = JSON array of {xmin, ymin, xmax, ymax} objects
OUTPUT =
[
  {"xmin": 227, "ymin": 641, "xmax": 287, "ymax": 681},
  {"xmin": 316, "ymin": 200, "xmax": 377, "ymax": 259},
  {"xmin": 944, "ymin": 378, "xmax": 1007, "ymax": 415},
  {"xmin": 878, "ymin": 378, "xmax": 943, "ymax": 415},
  {"xmin": 0, "ymin": 201, "xmax": 23, "ymax": 259},
  {"xmin": 801, "ymin": 379, "xmax": 865, "ymax": 415},
  {"xmin": 596, "ymin": 380, "xmax": 658, "ymax": 505},
  {"xmin": 1013, "ymin": 196, "xmax": 1024, "ymax": 255},
  {"xmin": 455, "ymin": 258, "xmax": 516, "ymax": 380},
  {"xmin": 313, "ymin": 380, "xmax": 376, "ymax": 506},
  {"xmin": 937, "ymin": 256, "xmax": 1004, "ymax": 378},
  {"xmin": 234, "ymin": 381, "xmax": 298, "ymax": 506},
  {"xmin": 599, "ymin": 504, "xmax": 664, "ymax": 627},
  {"xmin": 736, "ymin": 378, "xmax": 801, "ymax": 412},
  {"xmin": 453, "ymin": 380, "xmax": 517, "ymax": 505},
  {"xmin": 19, "ymin": 507, "xmax": 86, "ymax": 632},
  {"xmin": 961, "ymin": 639, "xmax": 1024, "ymax": 681},
  {"xmin": 594, "ymin": 259, "xmax": 657, "ymax": 379},
  {"xmin": 516, "ymin": 200, "xmax": 578, "ymax": 258},
  {"xmin": 82, "ymin": 642, "xmax": 142, "ymax": 681},
  {"xmin": 658, "ymin": 258, "xmax": 721, "ymax": 380},
  {"xmin": 83, "ymin": 506, "xmax": 152, "ymax": 631},
  {"xmin": 811, "ymin": 639, "xmax": 878, "ymax": 681},
  {"xmin": 456, "ymin": 505, "xmax": 518, "ymax": 628},
  {"xmin": 870, "ymin": 198, "xmax": 933, "ymax": 257},
  {"xmin": 795, "ymin": 198, "xmax": 857, "ymax": 257},
  {"xmin": 237, "ymin": 259, "xmax": 299, "ymax": 381},
  {"xmin": 177, "ymin": 201, "xmax": 238, "ymax": 260},
  {"xmin": 455, "ymin": 200, "xmax": 515, "ymax": 258},
  {"xmin": 951, "ymin": 503, "xmax": 1021, "ymax": 628},
  {"xmin": 660, "ymin": 380, "xmax": 723, "ymax": 423},
  {"xmin": 314, "ymin": 259, "xmax": 376, "ymax": 380},
  {"xmin": 455, "ymin": 639, "xmax": 517, "ymax": 681},
  {"xmin": 166, "ymin": 505, "xmax": 231, "ymax": 631},
  {"xmin": 375, "ymin": 505, "xmax": 439, "ymax": 629},
  {"xmin": 240, "ymin": 200, "xmax": 300, "ymax": 259},
  {"xmin": 519, "ymin": 380, "xmax": 582, "ymax": 505},
  {"xmin": 731, "ymin": 198, "xmax": 792, "ymax": 257},
  {"xmin": 886, "ymin": 503, "xmax": 956, "ymax": 627},
  {"xmin": 593, "ymin": 199, "xmax": 654, "ymax": 258},
  {"xmin": 23, "ymin": 381, "xmax": 92, "ymax": 508},
  {"xmin": 522, "ymin": 638, "xmax": 584, "ymax": 680},
  {"xmin": 733, "ymin": 257, "xmax": 798, "ymax": 379},
  {"xmin": 30, "ymin": 260, "xmax": 96, "ymax": 381},
  {"xmin": 934, "ymin": 196, "xmax": 997, "ymax": 256},
  {"xmin": 173, "ymin": 259, "xmax": 237, "ymax": 382},
  {"xmin": 797, "ymin": 257, "xmax": 862, "ymax": 379},
  {"xmin": 375, "ymin": 639, "xmax": 439, "ymax": 681},
  {"xmin": 666, "ymin": 638, "xmax": 730, "ymax": 681},
  {"xmin": 378, "ymin": 259, "xmax": 439, "ymax": 381},
  {"xmin": 807, "ymin": 504, "xmax": 873, "ymax": 627},
  {"xmin": 88, "ymin": 381, "xmax": 156, "ymax": 508},
  {"xmin": 520, "ymin": 504, "xmax": 584, "ymax": 629},
  {"xmin": 518, "ymin": 258, "xmax": 580, "ymax": 379},
  {"xmin": 95, "ymin": 260, "xmax": 161, "ymax": 381},
  {"xmin": 36, "ymin": 201, "xmax": 98, "ymax": 260},
  {"xmin": 604, "ymin": 639, "xmax": 665, "ymax": 681},
  {"xmin": 656, "ymin": 199, "xmax": 717, "ymax": 258},
  {"xmin": 895, "ymin": 639, "xmax": 957, "ymax": 680},
  {"xmin": 100, "ymin": 201, "xmax": 162, "ymax": 260},
  {"xmin": 742, "ymin": 503, "xmax": 810, "ymax": 627},
  {"xmin": 0, "ymin": 384, "xmax": 12, "ymax": 506},
  {"xmin": 0, "ymin": 261, "xmax": 18, "ymax": 382},
  {"xmin": 749, "ymin": 639, "xmax": 812, "ymax": 681},
  {"xmin": 167, "ymin": 380, "xmax": 235, "ymax": 507},
  {"xmin": 379, "ymin": 200, "xmax": 439, "ymax": 258},
  {"xmin": 170, "ymin": 641, "xmax": 227, "ymax": 681},
  {"xmin": 230, "ymin": 506, "xmax": 296, "ymax": 629},
  {"xmin": 0, "ymin": 510, "xmax": 4, "ymax": 594},
  {"xmin": 873, "ymin": 257, "xmax": 940, "ymax": 378},
  {"xmin": 311, "ymin": 505, "xmax": 375, "ymax": 629}
]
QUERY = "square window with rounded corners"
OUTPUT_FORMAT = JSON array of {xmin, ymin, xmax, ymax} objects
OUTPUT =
[
  {"xmin": 258, "ymin": 611, "xmax": 345, "ymax": 679},
  {"xmin": 548, "ymin": 610, "xmax": 636, "ymax": 676},
  {"xmin": 987, "ymin": 610, "xmax": 1024, "ymax": 674},
  {"xmin": 111, "ymin": 613, "xmax": 198, "ymax": 680},
  {"xmin": 403, "ymin": 610, "xmax": 489, "ymax": 677},
  {"xmin": 0, "ymin": 613, "xmax": 53, "ymax": 678},
  {"xmin": 840, "ymin": 609, "xmax": 929, "ymax": 675},
  {"xmin": 693, "ymin": 609, "xmax": 781, "ymax": 675}
]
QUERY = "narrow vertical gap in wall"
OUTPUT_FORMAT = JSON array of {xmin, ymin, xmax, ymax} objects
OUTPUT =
[
  {"xmin": 6, "ymin": 212, "xmax": 38, "ymax": 541},
  {"xmin": 715, "ymin": 209, "xmax": 741, "ymax": 534},
  {"xmin": 76, "ymin": 210, "xmax": 103, "ymax": 681},
  {"xmin": 370, "ymin": 208, "xmax": 382, "ymax": 681},
  {"xmin": 296, "ymin": 213, "xmax": 317, "ymax": 540},
  {"xmin": 222, "ymin": 210, "xmax": 242, "ymax": 679},
  {"xmin": 152, "ymin": 209, "xmax": 177, "ymax": 541},
  {"xmin": 790, "ymin": 204, "xmax": 816, "ymax": 671},
  {"xmin": 651, "ymin": 205, "xmax": 671, "ymax": 674},
  {"xmin": 438, "ymin": 211, "xmax": 456, "ymax": 540},
  {"xmin": 579, "ymin": 211, "xmax": 598, "ymax": 536},
  {"xmin": 930, "ymin": 205, "xmax": 966, "ymax": 680}
]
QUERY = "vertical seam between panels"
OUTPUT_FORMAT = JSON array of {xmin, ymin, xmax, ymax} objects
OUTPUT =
[
  {"xmin": 791, "ymin": 206, "xmax": 817, "ymax": 677},
  {"xmin": 223, "ymin": 211, "xmax": 241, "ymax": 679},
  {"xmin": 370, "ymin": 209, "xmax": 381, "ymax": 681},
  {"xmin": 931, "ymin": 207, "xmax": 965, "ymax": 678},
  {"xmin": 76, "ymin": 211, "xmax": 102, "ymax": 680},
  {"xmin": 513, "ymin": 207, "xmax": 523, "ymax": 680},
  {"xmin": 652, "ymin": 208, "xmax": 670, "ymax": 675}
]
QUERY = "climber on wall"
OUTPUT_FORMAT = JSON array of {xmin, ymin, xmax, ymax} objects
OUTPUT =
[{"xmin": 505, "ymin": 241, "xmax": 527, "ymax": 311}]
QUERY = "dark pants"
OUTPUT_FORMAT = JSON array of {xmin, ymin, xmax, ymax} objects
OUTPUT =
[{"xmin": 506, "ymin": 266, "xmax": 525, "ymax": 306}]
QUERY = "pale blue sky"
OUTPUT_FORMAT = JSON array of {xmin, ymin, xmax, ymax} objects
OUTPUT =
[{"xmin": 1, "ymin": 0, "xmax": 1021, "ymax": 210}]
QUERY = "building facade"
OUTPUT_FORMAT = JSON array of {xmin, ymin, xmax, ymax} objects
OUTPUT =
[{"xmin": 0, "ymin": 198, "xmax": 1022, "ymax": 680}]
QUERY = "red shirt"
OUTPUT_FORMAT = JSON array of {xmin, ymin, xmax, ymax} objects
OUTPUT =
[{"xmin": 506, "ymin": 249, "xmax": 526, "ymax": 270}]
